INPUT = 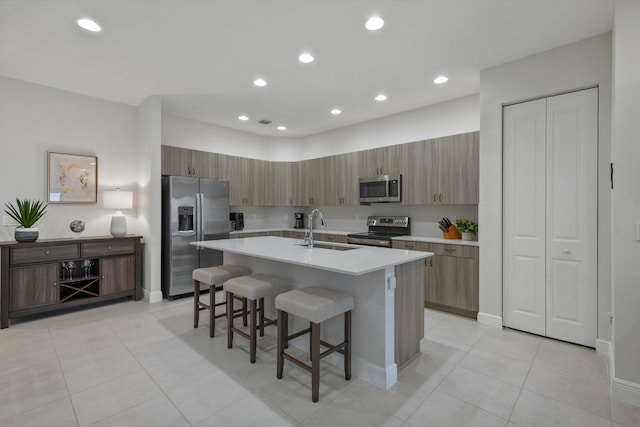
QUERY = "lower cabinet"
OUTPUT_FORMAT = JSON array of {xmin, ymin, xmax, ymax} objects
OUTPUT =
[
  {"xmin": 393, "ymin": 240, "xmax": 479, "ymax": 318},
  {"xmin": 1, "ymin": 236, "xmax": 142, "ymax": 329},
  {"xmin": 100, "ymin": 256, "xmax": 135, "ymax": 295},
  {"xmin": 9, "ymin": 264, "xmax": 59, "ymax": 311}
]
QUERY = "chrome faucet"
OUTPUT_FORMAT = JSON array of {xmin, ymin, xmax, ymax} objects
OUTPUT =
[{"xmin": 305, "ymin": 208, "xmax": 326, "ymax": 248}]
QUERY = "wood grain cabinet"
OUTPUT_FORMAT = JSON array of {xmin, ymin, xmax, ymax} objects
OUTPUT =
[
  {"xmin": 1, "ymin": 236, "xmax": 142, "ymax": 328},
  {"xmin": 392, "ymin": 240, "xmax": 479, "ymax": 318},
  {"xmin": 403, "ymin": 132, "xmax": 479, "ymax": 205},
  {"xmin": 327, "ymin": 152, "xmax": 359, "ymax": 206},
  {"xmin": 359, "ymin": 145, "xmax": 405, "ymax": 177},
  {"xmin": 161, "ymin": 146, "xmax": 220, "ymax": 178}
]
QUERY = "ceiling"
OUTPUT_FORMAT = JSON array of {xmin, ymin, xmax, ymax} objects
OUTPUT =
[{"xmin": 0, "ymin": 0, "xmax": 613, "ymax": 137}]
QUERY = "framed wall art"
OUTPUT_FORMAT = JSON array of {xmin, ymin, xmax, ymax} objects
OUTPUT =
[{"xmin": 48, "ymin": 152, "xmax": 98, "ymax": 203}]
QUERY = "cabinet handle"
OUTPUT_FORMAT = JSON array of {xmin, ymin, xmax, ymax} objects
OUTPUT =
[
  {"xmin": 405, "ymin": 244, "xmax": 414, "ymax": 249},
  {"xmin": 433, "ymin": 194, "xmax": 437, "ymax": 203},
  {"xmin": 53, "ymin": 281, "xmax": 57, "ymax": 287},
  {"xmin": 444, "ymin": 248, "xmax": 456, "ymax": 253},
  {"xmin": 45, "ymin": 250, "xmax": 50, "ymax": 255},
  {"xmin": 107, "ymin": 246, "xmax": 112, "ymax": 250},
  {"xmin": 192, "ymin": 167, "xmax": 195, "ymax": 176},
  {"xmin": 438, "ymin": 193, "xmax": 442, "ymax": 203},
  {"xmin": 101, "ymin": 275, "xmax": 105, "ymax": 279}
]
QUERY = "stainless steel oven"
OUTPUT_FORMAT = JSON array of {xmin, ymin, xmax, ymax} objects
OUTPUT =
[{"xmin": 347, "ymin": 216, "xmax": 410, "ymax": 247}]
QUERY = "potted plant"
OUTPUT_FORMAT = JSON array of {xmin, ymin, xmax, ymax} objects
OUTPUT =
[
  {"xmin": 455, "ymin": 218, "xmax": 478, "ymax": 241},
  {"xmin": 3, "ymin": 198, "xmax": 48, "ymax": 242}
]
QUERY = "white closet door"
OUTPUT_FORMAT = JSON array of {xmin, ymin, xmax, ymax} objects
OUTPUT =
[
  {"xmin": 503, "ymin": 98, "xmax": 547, "ymax": 335},
  {"xmin": 503, "ymin": 88, "xmax": 598, "ymax": 347},
  {"xmin": 545, "ymin": 88, "xmax": 597, "ymax": 346}
]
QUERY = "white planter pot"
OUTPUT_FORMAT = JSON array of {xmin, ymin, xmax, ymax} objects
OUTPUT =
[
  {"xmin": 15, "ymin": 227, "xmax": 39, "ymax": 242},
  {"xmin": 461, "ymin": 231, "xmax": 477, "ymax": 241}
]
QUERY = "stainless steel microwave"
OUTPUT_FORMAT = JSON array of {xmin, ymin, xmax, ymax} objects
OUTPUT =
[{"xmin": 359, "ymin": 175, "xmax": 402, "ymax": 203}]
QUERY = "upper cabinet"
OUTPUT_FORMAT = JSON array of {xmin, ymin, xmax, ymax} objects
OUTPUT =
[
  {"xmin": 328, "ymin": 152, "xmax": 359, "ymax": 206},
  {"xmin": 403, "ymin": 132, "xmax": 479, "ymax": 205},
  {"xmin": 270, "ymin": 162, "xmax": 296, "ymax": 207},
  {"xmin": 161, "ymin": 146, "xmax": 220, "ymax": 178},
  {"xmin": 358, "ymin": 145, "xmax": 405, "ymax": 177},
  {"xmin": 161, "ymin": 131, "xmax": 479, "ymax": 207}
]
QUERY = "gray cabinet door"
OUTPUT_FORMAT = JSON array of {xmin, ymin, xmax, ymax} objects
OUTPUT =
[
  {"xmin": 100, "ymin": 256, "xmax": 135, "ymax": 295},
  {"xmin": 10, "ymin": 264, "xmax": 58, "ymax": 311},
  {"xmin": 161, "ymin": 146, "xmax": 192, "ymax": 176},
  {"xmin": 437, "ymin": 132, "xmax": 479, "ymax": 204}
]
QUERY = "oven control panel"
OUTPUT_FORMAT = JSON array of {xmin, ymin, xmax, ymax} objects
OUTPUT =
[{"xmin": 366, "ymin": 216, "xmax": 409, "ymax": 228}]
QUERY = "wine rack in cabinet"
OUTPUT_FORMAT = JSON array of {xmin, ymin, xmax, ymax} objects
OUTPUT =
[{"xmin": 1, "ymin": 236, "xmax": 141, "ymax": 328}]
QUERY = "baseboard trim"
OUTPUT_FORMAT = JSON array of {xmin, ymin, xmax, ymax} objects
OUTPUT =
[
  {"xmin": 477, "ymin": 312, "xmax": 503, "ymax": 329},
  {"xmin": 144, "ymin": 289, "xmax": 163, "ymax": 303},
  {"xmin": 595, "ymin": 339, "xmax": 611, "ymax": 358},
  {"xmin": 612, "ymin": 377, "xmax": 640, "ymax": 408}
]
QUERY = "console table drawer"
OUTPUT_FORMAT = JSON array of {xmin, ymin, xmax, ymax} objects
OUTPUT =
[
  {"xmin": 82, "ymin": 240, "xmax": 135, "ymax": 257},
  {"xmin": 11, "ymin": 245, "xmax": 80, "ymax": 264}
]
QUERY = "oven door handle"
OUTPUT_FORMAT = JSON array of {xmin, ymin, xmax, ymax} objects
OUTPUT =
[{"xmin": 347, "ymin": 236, "xmax": 391, "ymax": 247}]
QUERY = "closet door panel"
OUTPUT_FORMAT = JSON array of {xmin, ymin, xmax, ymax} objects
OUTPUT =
[
  {"xmin": 545, "ymin": 88, "xmax": 597, "ymax": 347},
  {"xmin": 503, "ymin": 98, "xmax": 547, "ymax": 336}
]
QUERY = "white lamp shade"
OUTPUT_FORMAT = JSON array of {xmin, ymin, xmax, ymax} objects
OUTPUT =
[{"xmin": 103, "ymin": 190, "xmax": 133, "ymax": 210}]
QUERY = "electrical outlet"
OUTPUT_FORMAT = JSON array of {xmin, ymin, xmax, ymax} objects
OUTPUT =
[{"xmin": 3, "ymin": 216, "xmax": 19, "ymax": 226}]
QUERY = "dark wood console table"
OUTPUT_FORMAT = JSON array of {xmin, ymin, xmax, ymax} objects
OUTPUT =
[{"xmin": 1, "ymin": 235, "xmax": 142, "ymax": 328}]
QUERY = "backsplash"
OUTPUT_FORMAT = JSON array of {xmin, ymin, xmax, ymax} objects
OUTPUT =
[{"xmin": 231, "ymin": 204, "xmax": 478, "ymax": 237}]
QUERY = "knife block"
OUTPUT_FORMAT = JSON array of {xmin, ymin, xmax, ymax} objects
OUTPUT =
[{"xmin": 443, "ymin": 225, "xmax": 462, "ymax": 239}]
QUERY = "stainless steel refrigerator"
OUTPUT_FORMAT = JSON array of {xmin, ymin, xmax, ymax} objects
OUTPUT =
[{"xmin": 161, "ymin": 176, "xmax": 230, "ymax": 299}]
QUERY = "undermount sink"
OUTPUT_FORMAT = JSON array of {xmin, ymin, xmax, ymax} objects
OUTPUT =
[{"xmin": 295, "ymin": 242, "xmax": 360, "ymax": 251}]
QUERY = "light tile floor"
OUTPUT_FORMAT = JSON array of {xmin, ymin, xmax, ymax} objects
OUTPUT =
[{"xmin": 1, "ymin": 297, "xmax": 639, "ymax": 427}]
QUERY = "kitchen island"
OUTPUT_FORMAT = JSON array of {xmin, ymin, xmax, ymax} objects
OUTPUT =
[{"xmin": 192, "ymin": 236, "xmax": 432, "ymax": 389}]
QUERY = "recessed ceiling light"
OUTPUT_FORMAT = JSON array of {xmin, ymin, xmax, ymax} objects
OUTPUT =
[
  {"xmin": 238, "ymin": 115, "xmax": 249, "ymax": 121},
  {"xmin": 277, "ymin": 126, "xmax": 287, "ymax": 131},
  {"xmin": 330, "ymin": 109, "xmax": 342, "ymax": 115},
  {"xmin": 253, "ymin": 78, "xmax": 267, "ymax": 87},
  {"xmin": 375, "ymin": 94, "xmax": 387, "ymax": 102},
  {"xmin": 434, "ymin": 75, "xmax": 449, "ymax": 84},
  {"xmin": 298, "ymin": 53, "xmax": 314, "ymax": 63},
  {"xmin": 77, "ymin": 18, "xmax": 101, "ymax": 32},
  {"xmin": 365, "ymin": 16, "xmax": 384, "ymax": 31}
]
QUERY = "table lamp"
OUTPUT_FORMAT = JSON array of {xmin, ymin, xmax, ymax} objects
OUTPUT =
[{"xmin": 103, "ymin": 189, "xmax": 133, "ymax": 237}]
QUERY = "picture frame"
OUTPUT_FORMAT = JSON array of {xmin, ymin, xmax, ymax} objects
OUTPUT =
[{"xmin": 47, "ymin": 152, "xmax": 98, "ymax": 203}]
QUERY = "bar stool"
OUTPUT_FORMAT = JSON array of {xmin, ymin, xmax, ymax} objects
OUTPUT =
[
  {"xmin": 225, "ymin": 273, "xmax": 292, "ymax": 363},
  {"xmin": 193, "ymin": 265, "xmax": 251, "ymax": 337},
  {"xmin": 275, "ymin": 287, "xmax": 354, "ymax": 402}
]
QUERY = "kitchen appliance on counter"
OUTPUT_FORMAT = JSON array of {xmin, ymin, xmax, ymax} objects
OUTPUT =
[
  {"xmin": 359, "ymin": 175, "xmax": 402, "ymax": 203},
  {"xmin": 347, "ymin": 216, "xmax": 410, "ymax": 248},
  {"xmin": 294, "ymin": 212, "xmax": 305, "ymax": 229},
  {"xmin": 230, "ymin": 212, "xmax": 244, "ymax": 230},
  {"xmin": 162, "ymin": 176, "xmax": 231, "ymax": 299}
]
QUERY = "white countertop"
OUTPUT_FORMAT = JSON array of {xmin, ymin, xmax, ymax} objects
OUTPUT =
[
  {"xmin": 230, "ymin": 228, "xmax": 479, "ymax": 246},
  {"xmin": 192, "ymin": 236, "xmax": 431, "ymax": 275},
  {"xmin": 391, "ymin": 235, "xmax": 480, "ymax": 247}
]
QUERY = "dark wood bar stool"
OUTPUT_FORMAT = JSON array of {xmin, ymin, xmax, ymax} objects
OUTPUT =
[
  {"xmin": 193, "ymin": 265, "xmax": 251, "ymax": 337},
  {"xmin": 275, "ymin": 287, "xmax": 354, "ymax": 402},
  {"xmin": 224, "ymin": 273, "xmax": 292, "ymax": 363}
]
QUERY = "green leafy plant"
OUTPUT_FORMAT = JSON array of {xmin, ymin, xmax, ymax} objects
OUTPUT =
[
  {"xmin": 456, "ymin": 218, "xmax": 478, "ymax": 234},
  {"xmin": 3, "ymin": 198, "xmax": 48, "ymax": 228}
]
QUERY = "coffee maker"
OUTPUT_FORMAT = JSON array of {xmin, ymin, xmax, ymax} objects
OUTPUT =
[
  {"xmin": 229, "ymin": 212, "xmax": 244, "ymax": 230},
  {"xmin": 294, "ymin": 212, "xmax": 305, "ymax": 229}
]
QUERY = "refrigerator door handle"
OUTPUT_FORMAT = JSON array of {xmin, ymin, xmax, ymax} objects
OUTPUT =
[{"xmin": 195, "ymin": 192, "xmax": 201, "ymax": 246}]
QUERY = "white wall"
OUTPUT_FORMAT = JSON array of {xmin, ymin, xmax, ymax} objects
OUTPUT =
[
  {"xmin": 161, "ymin": 114, "xmax": 305, "ymax": 162},
  {"xmin": 0, "ymin": 77, "xmax": 140, "ymax": 241},
  {"xmin": 479, "ymin": 33, "xmax": 613, "ymax": 341},
  {"xmin": 136, "ymin": 97, "xmax": 163, "ymax": 303},
  {"xmin": 300, "ymin": 94, "xmax": 479, "ymax": 159},
  {"xmin": 611, "ymin": 0, "xmax": 640, "ymax": 404}
]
